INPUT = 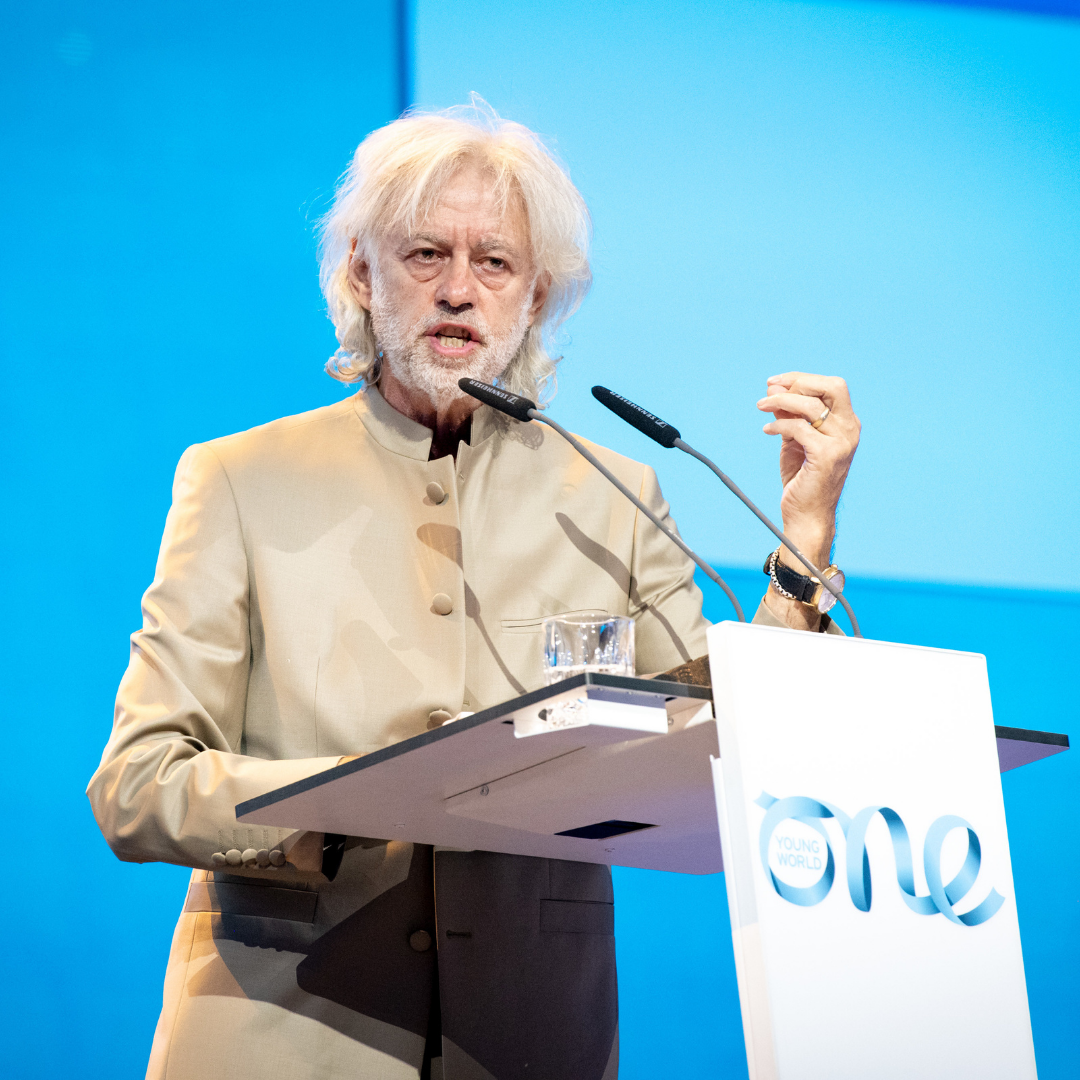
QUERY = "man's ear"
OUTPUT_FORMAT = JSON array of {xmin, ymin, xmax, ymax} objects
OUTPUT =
[
  {"xmin": 527, "ymin": 273, "xmax": 552, "ymax": 325},
  {"xmin": 348, "ymin": 243, "xmax": 373, "ymax": 310}
]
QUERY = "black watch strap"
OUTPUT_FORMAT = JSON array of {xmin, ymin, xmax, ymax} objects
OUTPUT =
[{"xmin": 762, "ymin": 550, "xmax": 818, "ymax": 604}]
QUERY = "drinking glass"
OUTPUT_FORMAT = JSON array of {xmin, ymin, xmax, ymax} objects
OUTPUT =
[{"xmin": 542, "ymin": 612, "xmax": 635, "ymax": 686}]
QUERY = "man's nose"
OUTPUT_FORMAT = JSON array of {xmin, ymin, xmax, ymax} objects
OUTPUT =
[
  {"xmin": 437, "ymin": 299, "xmax": 473, "ymax": 315},
  {"xmin": 434, "ymin": 252, "xmax": 476, "ymax": 312}
]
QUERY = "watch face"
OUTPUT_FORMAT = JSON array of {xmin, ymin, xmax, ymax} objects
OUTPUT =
[
  {"xmin": 816, "ymin": 587, "xmax": 838, "ymax": 614},
  {"xmin": 815, "ymin": 567, "xmax": 844, "ymax": 613}
]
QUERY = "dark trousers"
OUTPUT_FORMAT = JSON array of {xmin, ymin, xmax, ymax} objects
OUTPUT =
[{"xmin": 297, "ymin": 846, "xmax": 618, "ymax": 1080}]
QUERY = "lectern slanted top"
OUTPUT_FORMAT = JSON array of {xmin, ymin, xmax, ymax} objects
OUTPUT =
[{"xmin": 236, "ymin": 641, "xmax": 1065, "ymax": 876}]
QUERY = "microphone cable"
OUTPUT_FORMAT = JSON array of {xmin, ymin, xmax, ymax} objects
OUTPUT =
[
  {"xmin": 458, "ymin": 379, "xmax": 746, "ymax": 622},
  {"xmin": 591, "ymin": 385, "xmax": 862, "ymax": 638}
]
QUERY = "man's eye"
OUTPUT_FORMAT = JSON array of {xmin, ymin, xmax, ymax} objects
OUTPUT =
[
  {"xmin": 418, "ymin": 249, "xmax": 438, "ymax": 260},
  {"xmin": 486, "ymin": 258, "xmax": 505, "ymax": 269}
]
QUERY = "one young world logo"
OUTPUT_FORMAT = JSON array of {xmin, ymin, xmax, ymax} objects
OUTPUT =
[{"xmin": 756, "ymin": 792, "xmax": 1005, "ymax": 927}]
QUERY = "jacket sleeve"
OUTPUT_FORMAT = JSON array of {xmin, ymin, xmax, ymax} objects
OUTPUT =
[
  {"xmin": 87, "ymin": 443, "xmax": 339, "ymax": 875},
  {"xmin": 628, "ymin": 465, "xmax": 711, "ymax": 672}
]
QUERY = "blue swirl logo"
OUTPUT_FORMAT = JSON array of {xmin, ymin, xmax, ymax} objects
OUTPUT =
[{"xmin": 756, "ymin": 792, "xmax": 1005, "ymax": 927}]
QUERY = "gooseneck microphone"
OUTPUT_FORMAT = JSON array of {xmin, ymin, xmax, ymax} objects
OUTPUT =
[
  {"xmin": 458, "ymin": 378, "xmax": 746, "ymax": 622},
  {"xmin": 591, "ymin": 386, "xmax": 862, "ymax": 638},
  {"xmin": 592, "ymin": 388, "xmax": 683, "ymax": 448}
]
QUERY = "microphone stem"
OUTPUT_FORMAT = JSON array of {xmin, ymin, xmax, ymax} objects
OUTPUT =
[
  {"xmin": 673, "ymin": 438, "xmax": 862, "ymax": 638},
  {"xmin": 530, "ymin": 412, "xmax": 746, "ymax": 623}
]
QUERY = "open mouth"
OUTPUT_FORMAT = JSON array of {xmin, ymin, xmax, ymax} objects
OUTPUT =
[{"xmin": 427, "ymin": 323, "xmax": 482, "ymax": 352}]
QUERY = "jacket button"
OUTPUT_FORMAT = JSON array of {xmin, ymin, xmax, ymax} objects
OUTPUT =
[
  {"xmin": 211, "ymin": 852, "xmax": 227, "ymax": 867},
  {"xmin": 241, "ymin": 848, "xmax": 259, "ymax": 867},
  {"xmin": 256, "ymin": 849, "xmax": 271, "ymax": 868},
  {"xmin": 225, "ymin": 849, "xmax": 243, "ymax": 867},
  {"xmin": 426, "ymin": 481, "xmax": 447, "ymax": 505},
  {"xmin": 427, "ymin": 709, "xmax": 453, "ymax": 730},
  {"xmin": 269, "ymin": 849, "xmax": 286, "ymax": 867},
  {"xmin": 409, "ymin": 930, "xmax": 433, "ymax": 952},
  {"xmin": 432, "ymin": 593, "xmax": 453, "ymax": 615}
]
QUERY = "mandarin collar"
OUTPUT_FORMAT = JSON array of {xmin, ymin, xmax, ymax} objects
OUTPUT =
[{"xmin": 351, "ymin": 383, "xmax": 500, "ymax": 461}]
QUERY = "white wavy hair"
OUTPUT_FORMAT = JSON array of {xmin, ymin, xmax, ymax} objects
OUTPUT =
[{"xmin": 317, "ymin": 97, "xmax": 591, "ymax": 404}]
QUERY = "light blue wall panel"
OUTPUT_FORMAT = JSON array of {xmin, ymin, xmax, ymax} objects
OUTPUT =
[
  {"xmin": 413, "ymin": 3, "xmax": 1079, "ymax": 1077},
  {"xmin": 415, "ymin": 0, "xmax": 1080, "ymax": 590}
]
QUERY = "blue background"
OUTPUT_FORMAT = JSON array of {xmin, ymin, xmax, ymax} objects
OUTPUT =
[
  {"xmin": 415, "ymin": 0, "xmax": 1080, "ymax": 590},
  {"xmin": 1, "ymin": 1, "xmax": 1076, "ymax": 1076}
]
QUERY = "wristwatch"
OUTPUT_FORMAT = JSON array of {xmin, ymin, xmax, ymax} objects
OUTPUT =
[{"xmin": 764, "ymin": 547, "xmax": 845, "ymax": 614}]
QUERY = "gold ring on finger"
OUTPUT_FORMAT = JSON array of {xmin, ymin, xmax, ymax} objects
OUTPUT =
[{"xmin": 810, "ymin": 406, "xmax": 831, "ymax": 430}]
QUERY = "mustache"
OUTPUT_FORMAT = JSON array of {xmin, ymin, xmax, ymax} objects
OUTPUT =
[{"xmin": 417, "ymin": 311, "xmax": 489, "ymax": 337}]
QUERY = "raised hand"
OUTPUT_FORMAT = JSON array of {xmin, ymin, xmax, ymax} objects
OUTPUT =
[{"xmin": 757, "ymin": 372, "xmax": 861, "ymax": 629}]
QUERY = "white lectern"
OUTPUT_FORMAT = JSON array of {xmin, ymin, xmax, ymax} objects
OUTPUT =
[{"xmin": 238, "ymin": 623, "xmax": 1067, "ymax": 1079}]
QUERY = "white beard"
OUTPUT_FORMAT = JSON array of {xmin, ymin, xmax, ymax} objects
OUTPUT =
[{"xmin": 369, "ymin": 273, "xmax": 533, "ymax": 408}]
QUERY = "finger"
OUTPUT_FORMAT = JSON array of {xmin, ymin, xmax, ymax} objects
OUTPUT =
[
  {"xmin": 767, "ymin": 371, "xmax": 802, "ymax": 391},
  {"xmin": 782, "ymin": 373, "xmax": 853, "ymax": 414},
  {"xmin": 758, "ymin": 392, "xmax": 838, "ymax": 427},
  {"xmin": 763, "ymin": 417, "xmax": 828, "ymax": 447},
  {"xmin": 765, "ymin": 373, "xmax": 842, "ymax": 420}
]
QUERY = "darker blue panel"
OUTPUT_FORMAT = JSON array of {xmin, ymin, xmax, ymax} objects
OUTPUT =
[
  {"xmin": 0, "ymin": 4, "xmax": 399, "ymax": 1077},
  {"xmin": 396, "ymin": 0, "xmax": 414, "ymax": 116},
  {"xmin": 890, "ymin": 0, "xmax": 1080, "ymax": 20}
]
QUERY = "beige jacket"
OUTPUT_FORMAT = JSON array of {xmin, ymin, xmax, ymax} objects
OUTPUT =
[{"xmin": 88, "ymin": 386, "xmax": 784, "ymax": 1080}]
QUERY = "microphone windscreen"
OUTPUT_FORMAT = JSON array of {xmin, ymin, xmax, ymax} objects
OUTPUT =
[
  {"xmin": 458, "ymin": 379, "xmax": 537, "ymax": 423},
  {"xmin": 591, "ymin": 386, "xmax": 681, "ymax": 448}
]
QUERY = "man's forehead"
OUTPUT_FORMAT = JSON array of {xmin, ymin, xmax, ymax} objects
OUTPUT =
[{"xmin": 394, "ymin": 228, "xmax": 527, "ymax": 254}]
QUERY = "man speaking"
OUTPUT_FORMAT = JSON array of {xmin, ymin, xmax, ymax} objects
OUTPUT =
[{"xmin": 89, "ymin": 103, "xmax": 860, "ymax": 1080}]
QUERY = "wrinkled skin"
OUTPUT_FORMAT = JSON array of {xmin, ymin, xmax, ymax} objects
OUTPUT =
[{"xmin": 757, "ymin": 371, "xmax": 861, "ymax": 630}]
